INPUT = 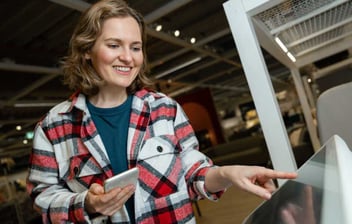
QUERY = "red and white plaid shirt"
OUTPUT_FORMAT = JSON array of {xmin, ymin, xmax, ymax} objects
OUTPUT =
[{"xmin": 27, "ymin": 89, "xmax": 222, "ymax": 224}]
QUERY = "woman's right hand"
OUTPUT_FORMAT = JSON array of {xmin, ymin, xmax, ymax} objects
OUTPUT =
[{"xmin": 85, "ymin": 183, "xmax": 135, "ymax": 216}]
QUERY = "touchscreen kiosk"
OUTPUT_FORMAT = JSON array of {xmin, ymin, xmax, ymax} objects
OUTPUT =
[{"xmin": 243, "ymin": 135, "xmax": 352, "ymax": 224}]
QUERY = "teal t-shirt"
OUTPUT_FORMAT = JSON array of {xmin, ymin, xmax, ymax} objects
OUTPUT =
[{"xmin": 87, "ymin": 95, "xmax": 135, "ymax": 222}]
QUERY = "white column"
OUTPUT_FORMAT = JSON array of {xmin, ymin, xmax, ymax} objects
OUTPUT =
[
  {"xmin": 302, "ymin": 76, "xmax": 316, "ymax": 109},
  {"xmin": 223, "ymin": 0, "xmax": 297, "ymax": 173},
  {"xmin": 291, "ymin": 69, "xmax": 321, "ymax": 151}
]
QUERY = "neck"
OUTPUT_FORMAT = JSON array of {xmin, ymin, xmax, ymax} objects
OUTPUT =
[{"xmin": 89, "ymin": 88, "xmax": 128, "ymax": 108}]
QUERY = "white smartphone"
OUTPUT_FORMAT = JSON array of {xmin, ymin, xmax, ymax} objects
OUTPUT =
[{"xmin": 103, "ymin": 167, "xmax": 139, "ymax": 192}]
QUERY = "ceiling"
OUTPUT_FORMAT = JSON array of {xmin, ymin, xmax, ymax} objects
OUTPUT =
[{"xmin": 0, "ymin": 0, "xmax": 351, "ymax": 164}]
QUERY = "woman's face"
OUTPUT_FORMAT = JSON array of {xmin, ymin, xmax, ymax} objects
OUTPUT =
[{"xmin": 86, "ymin": 16, "xmax": 143, "ymax": 91}]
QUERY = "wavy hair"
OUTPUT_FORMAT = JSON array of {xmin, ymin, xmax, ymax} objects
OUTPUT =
[{"xmin": 61, "ymin": 0, "xmax": 153, "ymax": 96}]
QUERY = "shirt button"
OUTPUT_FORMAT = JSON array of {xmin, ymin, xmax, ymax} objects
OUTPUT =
[
  {"xmin": 157, "ymin": 145, "xmax": 163, "ymax": 152},
  {"xmin": 73, "ymin": 167, "xmax": 79, "ymax": 175}
]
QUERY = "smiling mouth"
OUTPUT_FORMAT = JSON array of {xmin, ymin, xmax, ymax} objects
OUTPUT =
[{"xmin": 113, "ymin": 66, "xmax": 131, "ymax": 72}]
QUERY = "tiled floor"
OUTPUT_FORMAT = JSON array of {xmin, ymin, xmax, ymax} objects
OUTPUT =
[{"xmin": 194, "ymin": 186, "xmax": 264, "ymax": 224}]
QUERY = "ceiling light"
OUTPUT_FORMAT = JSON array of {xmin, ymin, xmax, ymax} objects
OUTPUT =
[
  {"xmin": 155, "ymin": 24, "xmax": 162, "ymax": 32},
  {"xmin": 275, "ymin": 37, "xmax": 296, "ymax": 62},
  {"xmin": 23, "ymin": 139, "xmax": 28, "ymax": 144},
  {"xmin": 190, "ymin": 37, "xmax": 196, "ymax": 44},
  {"xmin": 287, "ymin": 52, "xmax": 296, "ymax": 62},
  {"xmin": 174, "ymin": 30, "xmax": 180, "ymax": 37},
  {"xmin": 275, "ymin": 37, "xmax": 288, "ymax": 53},
  {"xmin": 16, "ymin": 125, "xmax": 22, "ymax": 131}
]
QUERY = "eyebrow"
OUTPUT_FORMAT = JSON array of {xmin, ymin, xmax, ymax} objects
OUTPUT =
[{"xmin": 104, "ymin": 38, "xmax": 142, "ymax": 45}]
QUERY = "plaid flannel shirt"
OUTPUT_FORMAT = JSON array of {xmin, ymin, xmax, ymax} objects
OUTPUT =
[{"xmin": 27, "ymin": 88, "xmax": 222, "ymax": 224}]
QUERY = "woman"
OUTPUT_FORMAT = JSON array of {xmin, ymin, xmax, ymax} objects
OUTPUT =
[{"xmin": 26, "ymin": 0, "xmax": 297, "ymax": 223}]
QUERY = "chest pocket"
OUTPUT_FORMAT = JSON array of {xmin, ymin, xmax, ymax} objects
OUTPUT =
[
  {"xmin": 137, "ymin": 135, "xmax": 184, "ymax": 201},
  {"xmin": 67, "ymin": 154, "xmax": 105, "ymax": 192},
  {"xmin": 58, "ymin": 153, "xmax": 104, "ymax": 192}
]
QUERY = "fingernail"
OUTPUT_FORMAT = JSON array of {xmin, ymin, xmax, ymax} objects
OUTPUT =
[{"xmin": 265, "ymin": 193, "xmax": 271, "ymax": 199}]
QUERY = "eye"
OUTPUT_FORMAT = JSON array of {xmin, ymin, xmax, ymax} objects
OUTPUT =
[
  {"xmin": 107, "ymin": 43, "xmax": 119, "ymax": 49},
  {"xmin": 131, "ymin": 46, "xmax": 142, "ymax": 52}
]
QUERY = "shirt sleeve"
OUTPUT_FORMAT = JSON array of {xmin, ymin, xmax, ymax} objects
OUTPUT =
[
  {"xmin": 173, "ymin": 102, "xmax": 224, "ymax": 201},
  {"xmin": 26, "ymin": 123, "xmax": 92, "ymax": 223}
]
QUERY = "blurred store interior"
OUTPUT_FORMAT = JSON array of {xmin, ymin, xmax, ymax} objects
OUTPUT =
[{"xmin": 1, "ymin": 0, "xmax": 352, "ymax": 223}]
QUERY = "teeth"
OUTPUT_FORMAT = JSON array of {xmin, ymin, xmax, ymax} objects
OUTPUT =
[{"xmin": 114, "ymin": 66, "xmax": 131, "ymax": 72}]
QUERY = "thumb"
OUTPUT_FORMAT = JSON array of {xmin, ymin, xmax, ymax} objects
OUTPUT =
[
  {"xmin": 245, "ymin": 180, "xmax": 272, "ymax": 200},
  {"xmin": 89, "ymin": 183, "xmax": 105, "ymax": 195}
]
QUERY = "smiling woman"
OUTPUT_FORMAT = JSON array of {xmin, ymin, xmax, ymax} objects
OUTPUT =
[
  {"xmin": 85, "ymin": 17, "xmax": 144, "ymax": 107},
  {"xmin": 60, "ymin": 0, "xmax": 152, "ymax": 98},
  {"xmin": 25, "ymin": 1, "xmax": 297, "ymax": 224}
]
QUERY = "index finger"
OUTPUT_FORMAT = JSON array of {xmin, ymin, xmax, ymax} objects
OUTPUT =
[{"xmin": 265, "ymin": 169, "xmax": 298, "ymax": 180}]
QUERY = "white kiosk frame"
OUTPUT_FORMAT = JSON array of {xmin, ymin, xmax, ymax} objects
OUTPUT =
[{"xmin": 223, "ymin": 0, "xmax": 352, "ymax": 172}]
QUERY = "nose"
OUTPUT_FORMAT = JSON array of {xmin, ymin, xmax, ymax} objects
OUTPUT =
[{"xmin": 118, "ymin": 47, "xmax": 132, "ymax": 63}]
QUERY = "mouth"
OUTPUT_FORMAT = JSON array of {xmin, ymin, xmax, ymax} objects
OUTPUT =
[{"xmin": 113, "ymin": 66, "xmax": 132, "ymax": 72}]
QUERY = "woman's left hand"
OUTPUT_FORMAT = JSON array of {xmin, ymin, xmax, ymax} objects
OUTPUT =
[
  {"xmin": 205, "ymin": 165, "xmax": 297, "ymax": 200},
  {"xmin": 221, "ymin": 165, "xmax": 297, "ymax": 199}
]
